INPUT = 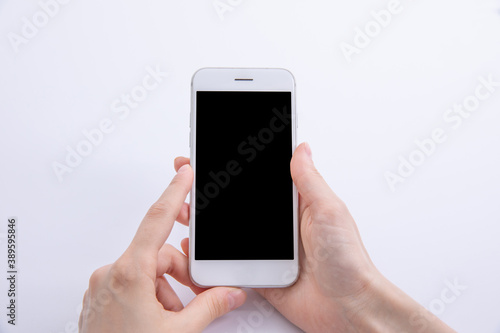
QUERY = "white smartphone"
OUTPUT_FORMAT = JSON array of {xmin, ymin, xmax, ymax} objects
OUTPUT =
[{"xmin": 189, "ymin": 68, "xmax": 299, "ymax": 288}]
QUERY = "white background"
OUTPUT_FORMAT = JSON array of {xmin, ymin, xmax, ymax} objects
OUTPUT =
[{"xmin": 1, "ymin": 0, "xmax": 500, "ymax": 332}]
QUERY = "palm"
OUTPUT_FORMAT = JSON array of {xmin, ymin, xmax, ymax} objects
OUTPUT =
[{"xmin": 256, "ymin": 196, "xmax": 376, "ymax": 332}]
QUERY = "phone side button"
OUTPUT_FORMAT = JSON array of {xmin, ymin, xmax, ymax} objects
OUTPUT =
[{"xmin": 189, "ymin": 131, "xmax": 191, "ymax": 147}]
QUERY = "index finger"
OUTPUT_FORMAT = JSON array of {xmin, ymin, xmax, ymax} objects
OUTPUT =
[{"xmin": 130, "ymin": 164, "xmax": 193, "ymax": 255}]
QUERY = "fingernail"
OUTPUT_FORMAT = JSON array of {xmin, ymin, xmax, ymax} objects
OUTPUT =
[
  {"xmin": 177, "ymin": 164, "xmax": 190, "ymax": 174},
  {"xmin": 227, "ymin": 289, "xmax": 245, "ymax": 311},
  {"xmin": 304, "ymin": 142, "xmax": 312, "ymax": 160}
]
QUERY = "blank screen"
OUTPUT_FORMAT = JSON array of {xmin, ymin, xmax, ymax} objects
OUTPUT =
[{"xmin": 195, "ymin": 91, "xmax": 293, "ymax": 260}]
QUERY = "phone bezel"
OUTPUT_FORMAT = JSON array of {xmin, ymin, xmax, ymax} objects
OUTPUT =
[{"xmin": 189, "ymin": 68, "xmax": 298, "ymax": 288}]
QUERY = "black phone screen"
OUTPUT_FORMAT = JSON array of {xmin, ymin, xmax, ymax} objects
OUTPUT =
[{"xmin": 194, "ymin": 91, "xmax": 294, "ymax": 260}]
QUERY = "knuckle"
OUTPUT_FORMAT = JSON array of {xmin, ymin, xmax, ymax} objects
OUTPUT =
[
  {"xmin": 316, "ymin": 198, "xmax": 347, "ymax": 219},
  {"xmin": 108, "ymin": 260, "xmax": 137, "ymax": 290},
  {"xmin": 89, "ymin": 266, "xmax": 109, "ymax": 287},
  {"xmin": 146, "ymin": 201, "xmax": 175, "ymax": 220},
  {"xmin": 160, "ymin": 243, "xmax": 176, "ymax": 255},
  {"xmin": 158, "ymin": 244, "xmax": 181, "ymax": 276},
  {"xmin": 309, "ymin": 167, "xmax": 323, "ymax": 179}
]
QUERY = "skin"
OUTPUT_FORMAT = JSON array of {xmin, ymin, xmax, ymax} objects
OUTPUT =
[
  {"xmin": 79, "ymin": 164, "xmax": 247, "ymax": 333},
  {"xmin": 80, "ymin": 142, "xmax": 456, "ymax": 333}
]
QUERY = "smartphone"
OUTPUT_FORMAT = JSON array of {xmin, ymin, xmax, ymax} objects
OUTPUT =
[{"xmin": 189, "ymin": 68, "xmax": 299, "ymax": 287}]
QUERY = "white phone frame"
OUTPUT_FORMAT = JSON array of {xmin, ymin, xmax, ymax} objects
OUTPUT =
[{"xmin": 189, "ymin": 68, "xmax": 299, "ymax": 288}]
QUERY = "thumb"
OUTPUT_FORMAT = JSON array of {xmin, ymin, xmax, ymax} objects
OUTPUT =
[
  {"xmin": 291, "ymin": 142, "xmax": 340, "ymax": 210},
  {"xmin": 178, "ymin": 287, "xmax": 246, "ymax": 331}
]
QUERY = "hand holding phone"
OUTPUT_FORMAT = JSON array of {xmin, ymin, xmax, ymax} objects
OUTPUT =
[{"xmin": 251, "ymin": 144, "xmax": 457, "ymax": 333}]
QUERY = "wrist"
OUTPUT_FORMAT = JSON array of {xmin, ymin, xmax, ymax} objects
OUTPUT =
[{"xmin": 342, "ymin": 271, "xmax": 455, "ymax": 333}]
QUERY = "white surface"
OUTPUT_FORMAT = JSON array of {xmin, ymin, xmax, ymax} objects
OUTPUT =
[{"xmin": 1, "ymin": 0, "xmax": 499, "ymax": 332}]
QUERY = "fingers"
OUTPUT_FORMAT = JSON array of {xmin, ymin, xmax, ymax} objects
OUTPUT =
[
  {"xmin": 130, "ymin": 164, "xmax": 193, "ymax": 255},
  {"xmin": 156, "ymin": 276, "xmax": 184, "ymax": 311},
  {"xmin": 157, "ymin": 243, "xmax": 206, "ymax": 295},
  {"xmin": 174, "ymin": 156, "xmax": 190, "ymax": 172},
  {"xmin": 178, "ymin": 287, "xmax": 246, "ymax": 331},
  {"xmin": 290, "ymin": 143, "xmax": 341, "ymax": 212},
  {"xmin": 176, "ymin": 202, "xmax": 190, "ymax": 226},
  {"xmin": 173, "ymin": 157, "xmax": 190, "ymax": 227},
  {"xmin": 180, "ymin": 238, "xmax": 189, "ymax": 257},
  {"xmin": 170, "ymin": 236, "xmax": 246, "ymax": 330}
]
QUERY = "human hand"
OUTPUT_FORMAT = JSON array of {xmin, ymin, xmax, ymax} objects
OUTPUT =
[
  {"xmin": 172, "ymin": 144, "xmax": 371, "ymax": 331},
  {"xmin": 79, "ymin": 164, "xmax": 247, "ymax": 333},
  {"xmin": 256, "ymin": 142, "xmax": 381, "ymax": 332},
  {"xmin": 254, "ymin": 142, "xmax": 456, "ymax": 333},
  {"xmin": 174, "ymin": 143, "xmax": 455, "ymax": 333}
]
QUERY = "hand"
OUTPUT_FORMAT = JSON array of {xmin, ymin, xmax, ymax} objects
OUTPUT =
[
  {"xmin": 79, "ymin": 164, "xmax": 247, "ymax": 333},
  {"xmin": 176, "ymin": 143, "xmax": 456, "ymax": 333},
  {"xmin": 255, "ymin": 142, "xmax": 380, "ymax": 332},
  {"xmin": 255, "ymin": 142, "xmax": 456, "ymax": 333}
]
